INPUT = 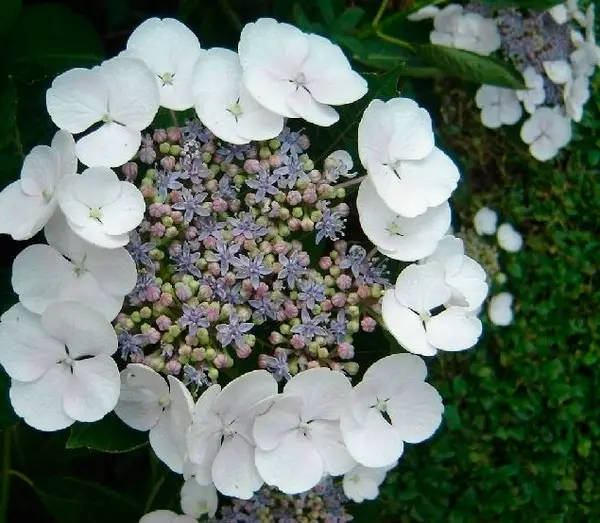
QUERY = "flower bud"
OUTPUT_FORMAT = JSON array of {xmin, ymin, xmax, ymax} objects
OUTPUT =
[
  {"xmin": 361, "ymin": 316, "xmax": 377, "ymax": 332},
  {"xmin": 337, "ymin": 342, "xmax": 355, "ymax": 359},
  {"xmin": 153, "ymin": 129, "xmax": 168, "ymax": 143},
  {"xmin": 166, "ymin": 359, "xmax": 182, "ymax": 374}
]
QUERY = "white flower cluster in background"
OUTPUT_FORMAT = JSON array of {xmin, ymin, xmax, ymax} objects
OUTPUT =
[{"xmin": 409, "ymin": 1, "xmax": 599, "ymax": 161}]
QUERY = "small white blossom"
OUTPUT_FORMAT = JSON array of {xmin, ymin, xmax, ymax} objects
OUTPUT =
[
  {"xmin": 340, "ymin": 354, "xmax": 443, "ymax": 468},
  {"xmin": 238, "ymin": 18, "xmax": 367, "ymax": 126},
  {"xmin": 0, "ymin": 302, "xmax": 119, "ymax": 431},
  {"xmin": 407, "ymin": 5, "xmax": 440, "ymax": 21},
  {"xmin": 46, "ymin": 56, "xmax": 160, "ymax": 167},
  {"xmin": 253, "ymin": 368, "xmax": 354, "ymax": 494},
  {"xmin": 570, "ymin": 7, "xmax": 600, "ymax": 78},
  {"xmin": 123, "ymin": 18, "xmax": 202, "ymax": 110},
  {"xmin": 563, "ymin": 75, "xmax": 590, "ymax": 122},
  {"xmin": 115, "ymin": 364, "xmax": 194, "ymax": 473},
  {"xmin": 496, "ymin": 223, "xmax": 523, "ymax": 252},
  {"xmin": 180, "ymin": 478, "xmax": 218, "ymax": 519},
  {"xmin": 549, "ymin": 4, "xmax": 569, "ymax": 24},
  {"xmin": 343, "ymin": 462, "xmax": 396, "ymax": 503},
  {"xmin": 356, "ymin": 176, "xmax": 450, "ymax": 261},
  {"xmin": 520, "ymin": 107, "xmax": 572, "ymax": 161},
  {"xmin": 324, "ymin": 150, "xmax": 356, "ymax": 181},
  {"xmin": 542, "ymin": 60, "xmax": 572, "ymax": 84},
  {"xmin": 139, "ymin": 511, "xmax": 195, "ymax": 523},
  {"xmin": 58, "ymin": 166, "xmax": 145, "ymax": 248},
  {"xmin": 358, "ymin": 97, "xmax": 459, "ymax": 218},
  {"xmin": 473, "ymin": 206, "xmax": 498, "ymax": 236},
  {"xmin": 488, "ymin": 292, "xmax": 514, "ymax": 326},
  {"xmin": 475, "ymin": 85, "xmax": 523, "ymax": 129},
  {"xmin": 516, "ymin": 67, "xmax": 546, "ymax": 114},
  {"xmin": 0, "ymin": 131, "xmax": 76, "ymax": 240},
  {"xmin": 193, "ymin": 48, "xmax": 283, "ymax": 144}
]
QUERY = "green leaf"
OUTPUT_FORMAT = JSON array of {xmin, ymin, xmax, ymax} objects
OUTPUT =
[
  {"xmin": 418, "ymin": 44, "xmax": 526, "ymax": 89},
  {"xmin": 4, "ymin": 3, "xmax": 104, "ymax": 80},
  {"xmin": 66, "ymin": 413, "xmax": 148, "ymax": 453},
  {"xmin": 333, "ymin": 7, "xmax": 366, "ymax": 32},
  {"xmin": 316, "ymin": 0, "xmax": 337, "ymax": 25},
  {"xmin": 0, "ymin": 78, "xmax": 17, "ymax": 150},
  {"xmin": 350, "ymin": 37, "xmax": 413, "ymax": 70},
  {"xmin": 0, "ymin": 367, "xmax": 18, "ymax": 429},
  {"xmin": 35, "ymin": 476, "xmax": 141, "ymax": 523},
  {"xmin": 0, "ymin": 0, "xmax": 21, "ymax": 37}
]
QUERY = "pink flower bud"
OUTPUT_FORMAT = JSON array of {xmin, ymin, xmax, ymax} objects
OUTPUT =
[
  {"xmin": 288, "ymin": 217, "xmax": 301, "ymax": 231},
  {"xmin": 302, "ymin": 188, "xmax": 317, "ymax": 204},
  {"xmin": 269, "ymin": 154, "xmax": 282, "ymax": 168},
  {"xmin": 171, "ymin": 211, "xmax": 183, "ymax": 224},
  {"xmin": 184, "ymin": 226, "xmax": 198, "ymax": 240},
  {"xmin": 165, "ymin": 359, "xmax": 182, "ymax": 374},
  {"xmin": 203, "ymin": 236, "xmax": 217, "ymax": 249},
  {"xmin": 139, "ymin": 147, "xmax": 156, "ymax": 164},
  {"xmin": 149, "ymin": 203, "xmax": 163, "ymax": 217},
  {"xmin": 331, "ymin": 292, "xmax": 346, "ymax": 308},
  {"xmin": 159, "ymin": 292, "xmax": 173, "ymax": 307},
  {"xmin": 297, "ymin": 135, "xmax": 310, "ymax": 149},
  {"xmin": 321, "ymin": 299, "xmax": 333, "ymax": 312},
  {"xmin": 287, "ymin": 191, "xmax": 302, "ymax": 206},
  {"xmin": 297, "ymin": 252, "xmax": 310, "ymax": 266},
  {"xmin": 167, "ymin": 126, "xmax": 181, "ymax": 142},
  {"xmin": 276, "ymin": 310, "xmax": 287, "ymax": 321},
  {"xmin": 309, "ymin": 170, "xmax": 321, "ymax": 183},
  {"xmin": 291, "ymin": 334, "xmax": 306, "ymax": 349},
  {"xmin": 156, "ymin": 315, "xmax": 172, "ymax": 331},
  {"xmin": 273, "ymin": 242, "xmax": 289, "ymax": 255},
  {"xmin": 235, "ymin": 344, "xmax": 252, "ymax": 359},
  {"xmin": 122, "ymin": 162, "xmax": 138, "ymax": 182},
  {"xmin": 214, "ymin": 353, "xmax": 228, "ymax": 368},
  {"xmin": 212, "ymin": 198, "xmax": 228, "ymax": 212},
  {"xmin": 334, "ymin": 240, "xmax": 347, "ymax": 253},
  {"xmin": 300, "ymin": 218, "xmax": 314, "ymax": 232},
  {"xmin": 229, "ymin": 199, "xmax": 241, "ymax": 212},
  {"xmin": 205, "ymin": 307, "xmax": 219, "ymax": 322},
  {"xmin": 361, "ymin": 316, "xmax": 377, "ymax": 332},
  {"xmin": 130, "ymin": 353, "xmax": 145, "ymax": 363},
  {"xmin": 140, "ymin": 185, "xmax": 156, "ymax": 198},
  {"xmin": 146, "ymin": 327, "xmax": 161, "ymax": 344},
  {"xmin": 336, "ymin": 202, "xmax": 350, "ymax": 216},
  {"xmin": 337, "ymin": 342, "xmax": 355, "ymax": 359},
  {"xmin": 269, "ymin": 331, "xmax": 284, "ymax": 344},
  {"xmin": 254, "ymin": 282, "xmax": 269, "ymax": 298},
  {"xmin": 153, "ymin": 129, "xmax": 167, "ymax": 143},
  {"xmin": 319, "ymin": 256, "xmax": 333, "ymax": 270},
  {"xmin": 160, "ymin": 203, "xmax": 172, "ymax": 215},
  {"xmin": 284, "ymin": 302, "xmax": 299, "ymax": 319},
  {"xmin": 207, "ymin": 262, "xmax": 220, "ymax": 276},
  {"xmin": 336, "ymin": 274, "xmax": 352, "ymax": 290},
  {"xmin": 357, "ymin": 285, "xmax": 371, "ymax": 299},
  {"xmin": 160, "ymin": 156, "xmax": 176, "ymax": 171},
  {"xmin": 146, "ymin": 285, "xmax": 161, "ymax": 302},
  {"xmin": 175, "ymin": 285, "xmax": 192, "ymax": 301},
  {"xmin": 307, "ymin": 360, "xmax": 320, "ymax": 369},
  {"xmin": 244, "ymin": 159, "xmax": 261, "ymax": 174}
]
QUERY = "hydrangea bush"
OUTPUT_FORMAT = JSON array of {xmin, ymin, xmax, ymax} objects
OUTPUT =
[{"xmin": 0, "ymin": 8, "xmax": 529, "ymax": 522}]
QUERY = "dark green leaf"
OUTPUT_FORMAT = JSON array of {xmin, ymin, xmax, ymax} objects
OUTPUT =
[
  {"xmin": 0, "ymin": 366, "xmax": 18, "ymax": 429},
  {"xmin": 418, "ymin": 44, "xmax": 526, "ymax": 88},
  {"xmin": 0, "ymin": 0, "xmax": 21, "ymax": 36},
  {"xmin": 67, "ymin": 413, "xmax": 148, "ymax": 453},
  {"xmin": 351, "ymin": 38, "xmax": 413, "ymax": 70},
  {"xmin": 0, "ymin": 78, "xmax": 17, "ymax": 150},
  {"xmin": 4, "ymin": 3, "xmax": 104, "ymax": 80},
  {"xmin": 316, "ymin": 0, "xmax": 337, "ymax": 25},
  {"xmin": 35, "ymin": 476, "xmax": 140, "ymax": 523},
  {"xmin": 333, "ymin": 7, "xmax": 366, "ymax": 32}
]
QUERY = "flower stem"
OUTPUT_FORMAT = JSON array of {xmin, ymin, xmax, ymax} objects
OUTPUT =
[
  {"xmin": 0, "ymin": 429, "xmax": 11, "ymax": 521},
  {"xmin": 334, "ymin": 175, "xmax": 366, "ymax": 189},
  {"xmin": 369, "ymin": 0, "xmax": 416, "ymax": 52},
  {"xmin": 8, "ymin": 470, "xmax": 34, "ymax": 489}
]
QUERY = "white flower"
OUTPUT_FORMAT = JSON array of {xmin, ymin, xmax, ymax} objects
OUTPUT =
[
  {"xmin": 563, "ymin": 75, "xmax": 590, "ymax": 122},
  {"xmin": 58, "ymin": 166, "xmax": 145, "ymax": 248},
  {"xmin": 180, "ymin": 478, "xmax": 218, "ymax": 519},
  {"xmin": 46, "ymin": 56, "xmax": 160, "ymax": 167},
  {"xmin": 238, "ymin": 18, "xmax": 367, "ymax": 126},
  {"xmin": 358, "ymin": 98, "xmax": 459, "ymax": 218},
  {"xmin": 253, "ymin": 368, "xmax": 354, "ymax": 494},
  {"xmin": 424, "ymin": 235, "xmax": 489, "ymax": 311},
  {"xmin": 124, "ymin": 18, "xmax": 202, "ymax": 110},
  {"xmin": 382, "ymin": 262, "xmax": 483, "ymax": 356},
  {"xmin": 570, "ymin": 6, "xmax": 600, "ymax": 77},
  {"xmin": 192, "ymin": 48, "xmax": 283, "ymax": 144},
  {"xmin": 520, "ymin": 107, "xmax": 572, "ymax": 161},
  {"xmin": 431, "ymin": 6, "xmax": 501, "ymax": 56},
  {"xmin": 356, "ymin": 176, "xmax": 450, "ymax": 261},
  {"xmin": 11, "ymin": 212, "xmax": 136, "ymax": 321},
  {"xmin": 516, "ymin": 67, "xmax": 545, "ymax": 114},
  {"xmin": 324, "ymin": 150, "xmax": 356, "ymax": 181},
  {"xmin": 0, "ymin": 302, "xmax": 119, "ymax": 431},
  {"xmin": 475, "ymin": 85, "xmax": 523, "ymax": 129},
  {"xmin": 340, "ymin": 354, "xmax": 443, "ymax": 468},
  {"xmin": 115, "ymin": 364, "xmax": 193, "ymax": 473},
  {"xmin": 0, "ymin": 131, "xmax": 76, "ymax": 240},
  {"xmin": 473, "ymin": 206, "xmax": 498, "ymax": 235},
  {"xmin": 542, "ymin": 60, "xmax": 572, "ymax": 84},
  {"xmin": 407, "ymin": 5, "xmax": 440, "ymax": 21},
  {"xmin": 488, "ymin": 292, "xmax": 514, "ymax": 326},
  {"xmin": 139, "ymin": 510, "xmax": 196, "ymax": 523},
  {"xmin": 549, "ymin": 4, "xmax": 568, "ymax": 24},
  {"xmin": 343, "ymin": 462, "xmax": 396, "ymax": 503},
  {"xmin": 186, "ymin": 370, "xmax": 277, "ymax": 499},
  {"xmin": 496, "ymin": 223, "xmax": 523, "ymax": 252}
]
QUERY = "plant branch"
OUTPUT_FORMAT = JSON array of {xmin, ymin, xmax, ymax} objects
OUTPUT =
[{"xmin": 334, "ymin": 175, "xmax": 367, "ymax": 189}]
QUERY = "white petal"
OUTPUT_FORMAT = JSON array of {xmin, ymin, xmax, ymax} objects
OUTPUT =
[
  {"xmin": 167, "ymin": 375, "xmax": 194, "ymax": 428},
  {"xmin": 363, "ymin": 353, "xmax": 428, "ymax": 391},
  {"xmin": 180, "ymin": 478, "xmax": 218, "ymax": 519},
  {"xmin": 543, "ymin": 60, "xmax": 572, "ymax": 84},
  {"xmin": 473, "ymin": 206, "xmax": 497, "ymax": 235},
  {"xmin": 60, "ymin": 272, "xmax": 124, "ymax": 321},
  {"xmin": 424, "ymin": 235, "xmax": 465, "ymax": 276},
  {"xmin": 186, "ymin": 420, "xmax": 222, "ymax": 484},
  {"xmin": 57, "ymin": 174, "xmax": 93, "ymax": 228},
  {"xmin": 44, "ymin": 209, "xmax": 86, "ymax": 260},
  {"xmin": 99, "ymin": 182, "xmax": 145, "ymax": 236},
  {"xmin": 497, "ymin": 223, "xmax": 523, "ymax": 252},
  {"xmin": 75, "ymin": 122, "xmax": 142, "ymax": 168},
  {"xmin": 310, "ymin": 419, "xmax": 356, "ymax": 475},
  {"xmin": 241, "ymin": 66, "xmax": 297, "ymax": 118},
  {"xmin": 235, "ymin": 86, "xmax": 284, "ymax": 142},
  {"xmin": 381, "ymin": 293, "xmax": 437, "ymax": 356},
  {"xmin": 42, "ymin": 302, "xmax": 118, "ymax": 358},
  {"xmin": 426, "ymin": 307, "xmax": 483, "ymax": 351},
  {"xmin": 407, "ymin": 5, "xmax": 440, "ymax": 21},
  {"xmin": 286, "ymin": 86, "xmax": 339, "ymax": 126},
  {"xmin": 140, "ymin": 510, "xmax": 195, "ymax": 523},
  {"xmin": 253, "ymin": 394, "xmax": 301, "ymax": 451},
  {"xmin": 340, "ymin": 407, "xmax": 403, "ymax": 468},
  {"xmin": 488, "ymin": 292, "xmax": 514, "ymax": 326},
  {"xmin": 387, "ymin": 98, "xmax": 434, "ymax": 161},
  {"xmin": 82, "ymin": 246, "xmax": 137, "ymax": 296},
  {"xmin": 446, "ymin": 257, "xmax": 489, "ymax": 310},
  {"xmin": 255, "ymin": 430, "xmax": 324, "ymax": 495},
  {"xmin": 393, "ymin": 262, "xmax": 451, "ymax": 314},
  {"xmin": 10, "ymin": 365, "xmax": 75, "ymax": 431},
  {"xmin": 46, "ymin": 68, "xmax": 108, "ymax": 133},
  {"xmin": 51, "ymin": 130, "xmax": 78, "ymax": 178},
  {"xmin": 63, "ymin": 355, "xmax": 120, "ymax": 422},
  {"xmin": 73, "ymin": 166, "xmax": 121, "ymax": 208},
  {"xmin": 67, "ymin": 218, "xmax": 130, "ymax": 249},
  {"xmin": 0, "ymin": 182, "xmax": 53, "ymax": 240},
  {"xmin": 387, "ymin": 381, "xmax": 443, "ymax": 443},
  {"xmin": 358, "ymin": 99, "xmax": 394, "ymax": 170},
  {"xmin": 0, "ymin": 306, "xmax": 65, "ymax": 382},
  {"xmin": 20, "ymin": 145, "xmax": 60, "ymax": 197},
  {"xmin": 212, "ymin": 435, "xmax": 263, "ymax": 499},
  {"xmin": 150, "ymin": 409, "xmax": 187, "ymax": 473},
  {"xmin": 343, "ymin": 472, "xmax": 379, "ymax": 503}
]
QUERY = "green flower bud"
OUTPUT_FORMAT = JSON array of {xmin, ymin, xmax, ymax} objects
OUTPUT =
[
  {"xmin": 268, "ymin": 139, "xmax": 281, "ymax": 150},
  {"xmin": 208, "ymin": 367, "xmax": 219, "ymax": 381},
  {"xmin": 168, "ymin": 325, "xmax": 181, "ymax": 337},
  {"xmin": 130, "ymin": 311, "xmax": 141, "ymax": 323},
  {"xmin": 205, "ymin": 348, "xmax": 216, "ymax": 361},
  {"xmin": 159, "ymin": 142, "xmax": 171, "ymax": 154},
  {"xmin": 259, "ymin": 146, "xmax": 271, "ymax": 159},
  {"xmin": 169, "ymin": 144, "xmax": 181, "ymax": 156},
  {"xmin": 280, "ymin": 324, "xmax": 291, "ymax": 335},
  {"xmin": 197, "ymin": 328, "xmax": 210, "ymax": 345},
  {"xmin": 140, "ymin": 307, "xmax": 152, "ymax": 319}
]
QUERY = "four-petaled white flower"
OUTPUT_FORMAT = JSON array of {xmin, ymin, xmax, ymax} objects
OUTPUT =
[
  {"xmin": 253, "ymin": 368, "xmax": 355, "ymax": 494},
  {"xmin": 139, "ymin": 510, "xmax": 196, "ymax": 523},
  {"xmin": 340, "ymin": 354, "xmax": 443, "ymax": 468},
  {"xmin": 124, "ymin": 18, "xmax": 202, "ymax": 110},
  {"xmin": 343, "ymin": 462, "xmax": 396, "ymax": 503},
  {"xmin": 563, "ymin": 75, "xmax": 590, "ymax": 122},
  {"xmin": 193, "ymin": 48, "xmax": 283, "ymax": 144},
  {"xmin": 570, "ymin": 6, "xmax": 600, "ymax": 78},
  {"xmin": 496, "ymin": 223, "xmax": 523, "ymax": 252},
  {"xmin": 475, "ymin": 85, "xmax": 523, "ymax": 129},
  {"xmin": 488, "ymin": 292, "xmax": 514, "ymax": 326},
  {"xmin": 473, "ymin": 206, "xmax": 498, "ymax": 236},
  {"xmin": 238, "ymin": 18, "xmax": 367, "ymax": 126},
  {"xmin": 0, "ymin": 131, "xmax": 77, "ymax": 240},
  {"xmin": 180, "ymin": 478, "xmax": 219, "ymax": 519},
  {"xmin": 358, "ymin": 98, "xmax": 460, "ymax": 218},
  {"xmin": 516, "ymin": 67, "xmax": 546, "ymax": 114},
  {"xmin": 11, "ymin": 212, "xmax": 136, "ymax": 321},
  {"xmin": 357, "ymin": 176, "xmax": 450, "ymax": 261},
  {"xmin": 58, "ymin": 166, "xmax": 145, "ymax": 248},
  {"xmin": 46, "ymin": 56, "xmax": 160, "ymax": 167},
  {"xmin": 424, "ymin": 235, "xmax": 489, "ymax": 311},
  {"xmin": 382, "ymin": 262, "xmax": 483, "ymax": 356},
  {"xmin": 520, "ymin": 107, "xmax": 572, "ymax": 161},
  {"xmin": 186, "ymin": 370, "xmax": 277, "ymax": 499},
  {"xmin": 115, "ymin": 364, "xmax": 194, "ymax": 473},
  {"xmin": 0, "ymin": 302, "xmax": 119, "ymax": 431}
]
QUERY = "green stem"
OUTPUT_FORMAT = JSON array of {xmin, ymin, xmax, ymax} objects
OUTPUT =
[
  {"xmin": 0, "ymin": 430, "xmax": 11, "ymax": 521},
  {"xmin": 218, "ymin": 0, "xmax": 243, "ymax": 32},
  {"xmin": 334, "ymin": 175, "xmax": 367, "ymax": 189},
  {"xmin": 143, "ymin": 473, "xmax": 165, "ymax": 513},
  {"xmin": 8, "ymin": 470, "xmax": 34, "ymax": 489},
  {"xmin": 373, "ymin": 0, "xmax": 391, "ymax": 28}
]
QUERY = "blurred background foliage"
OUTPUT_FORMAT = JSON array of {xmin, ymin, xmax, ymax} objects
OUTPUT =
[{"xmin": 0, "ymin": 0, "xmax": 598, "ymax": 521}]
